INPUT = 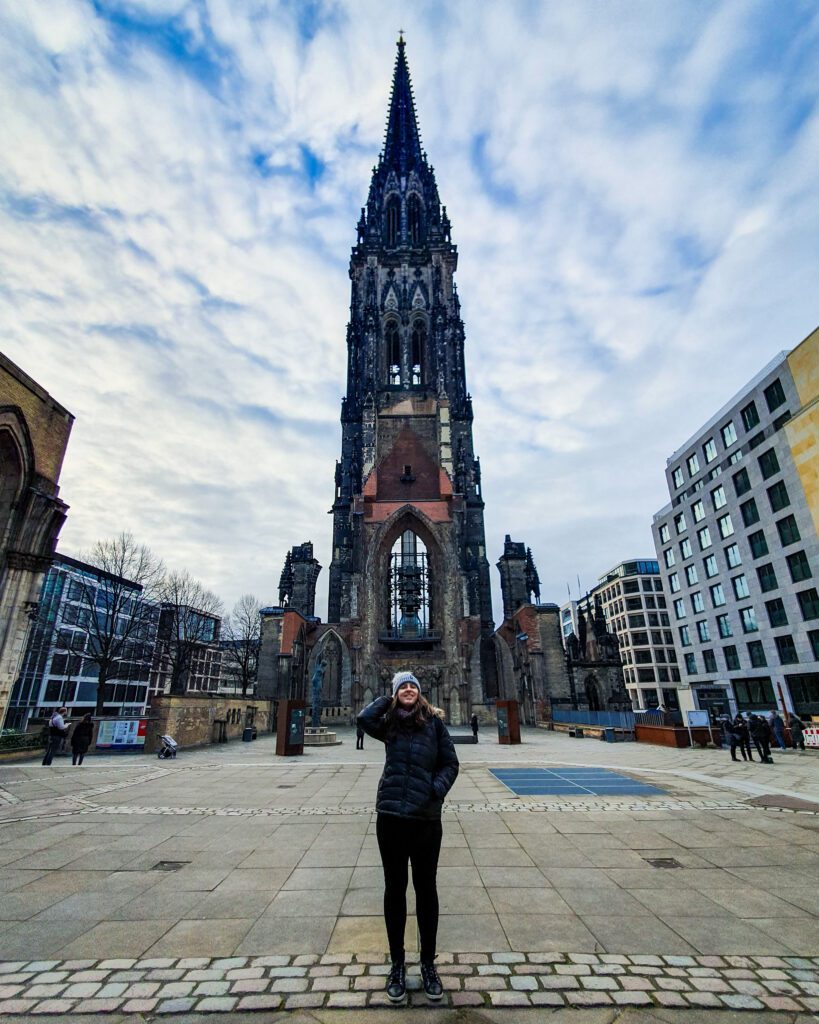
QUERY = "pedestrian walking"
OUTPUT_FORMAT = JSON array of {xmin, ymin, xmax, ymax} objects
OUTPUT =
[
  {"xmin": 789, "ymin": 714, "xmax": 806, "ymax": 752},
  {"xmin": 768, "ymin": 711, "xmax": 787, "ymax": 752},
  {"xmin": 732, "ymin": 715, "xmax": 753, "ymax": 762},
  {"xmin": 70, "ymin": 714, "xmax": 94, "ymax": 766},
  {"xmin": 355, "ymin": 723, "xmax": 365, "ymax": 750},
  {"xmin": 357, "ymin": 671, "xmax": 459, "ymax": 1004},
  {"xmin": 470, "ymin": 713, "xmax": 479, "ymax": 742},
  {"xmin": 748, "ymin": 714, "xmax": 773, "ymax": 763},
  {"xmin": 42, "ymin": 707, "xmax": 69, "ymax": 765}
]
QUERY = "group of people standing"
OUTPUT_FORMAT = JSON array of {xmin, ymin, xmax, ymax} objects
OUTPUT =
[
  {"xmin": 41, "ymin": 708, "xmax": 94, "ymax": 766},
  {"xmin": 722, "ymin": 710, "xmax": 807, "ymax": 763}
]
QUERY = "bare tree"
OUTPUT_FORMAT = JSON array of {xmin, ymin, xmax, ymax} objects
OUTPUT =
[
  {"xmin": 76, "ymin": 534, "xmax": 164, "ymax": 715},
  {"xmin": 222, "ymin": 594, "xmax": 262, "ymax": 697},
  {"xmin": 157, "ymin": 570, "xmax": 224, "ymax": 695}
]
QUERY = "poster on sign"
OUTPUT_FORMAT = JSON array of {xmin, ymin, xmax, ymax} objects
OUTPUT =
[{"xmin": 95, "ymin": 719, "xmax": 147, "ymax": 750}]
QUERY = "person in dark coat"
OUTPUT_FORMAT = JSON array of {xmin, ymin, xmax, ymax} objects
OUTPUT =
[
  {"xmin": 789, "ymin": 714, "xmax": 806, "ymax": 752},
  {"xmin": 470, "ymin": 713, "xmax": 479, "ymax": 741},
  {"xmin": 732, "ymin": 715, "xmax": 753, "ymax": 762},
  {"xmin": 70, "ymin": 714, "xmax": 94, "ymax": 766},
  {"xmin": 355, "ymin": 723, "xmax": 365, "ymax": 750},
  {"xmin": 748, "ymin": 714, "xmax": 773, "ymax": 763},
  {"xmin": 769, "ymin": 711, "xmax": 787, "ymax": 752},
  {"xmin": 42, "ymin": 707, "xmax": 69, "ymax": 765},
  {"xmin": 358, "ymin": 671, "xmax": 459, "ymax": 1005}
]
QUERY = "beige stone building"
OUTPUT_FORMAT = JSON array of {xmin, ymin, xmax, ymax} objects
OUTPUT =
[{"xmin": 0, "ymin": 353, "xmax": 73, "ymax": 725}]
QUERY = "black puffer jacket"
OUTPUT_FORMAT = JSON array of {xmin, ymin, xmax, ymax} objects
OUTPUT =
[{"xmin": 358, "ymin": 696, "xmax": 459, "ymax": 820}]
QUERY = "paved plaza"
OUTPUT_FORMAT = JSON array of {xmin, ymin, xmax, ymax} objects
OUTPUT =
[{"xmin": 0, "ymin": 726, "xmax": 817, "ymax": 1020}]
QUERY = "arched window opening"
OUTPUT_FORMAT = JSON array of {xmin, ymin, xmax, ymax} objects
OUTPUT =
[
  {"xmin": 407, "ymin": 194, "xmax": 423, "ymax": 244},
  {"xmin": 389, "ymin": 530, "xmax": 430, "ymax": 638},
  {"xmin": 0, "ymin": 430, "xmax": 24, "ymax": 551},
  {"xmin": 411, "ymin": 320, "xmax": 425, "ymax": 385},
  {"xmin": 385, "ymin": 321, "xmax": 401, "ymax": 385},
  {"xmin": 385, "ymin": 195, "xmax": 400, "ymax": 248}
]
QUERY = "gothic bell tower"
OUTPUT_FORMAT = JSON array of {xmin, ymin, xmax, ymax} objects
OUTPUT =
[{"xmin": 328, "ymin": 36, "xmax": 495, "ymax": 718}]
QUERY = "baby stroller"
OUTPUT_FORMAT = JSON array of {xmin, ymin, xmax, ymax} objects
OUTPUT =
[{"xmin": 157, "ymin": 735, "xmax": 178, "ymax": 759}]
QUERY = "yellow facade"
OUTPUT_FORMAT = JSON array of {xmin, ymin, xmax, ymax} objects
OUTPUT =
[{"xmin": 785, "ymin": 327, "xmax": 819, "ymax": 535}]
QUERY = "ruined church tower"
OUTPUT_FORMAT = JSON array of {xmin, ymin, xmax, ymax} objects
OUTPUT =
[{"xmin": 328, "ymin": 37, "xmax": 496, "ymax": 718}]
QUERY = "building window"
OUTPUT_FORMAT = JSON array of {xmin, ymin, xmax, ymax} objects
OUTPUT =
[
  {"xmin": 787, "ymin": 550, "xmax": 812, "ymax": 583},
  {"xmin": 733, "ymin": 677, "xmax": 775, "ymax": 709},
  {"xmin": 686, "ymin": 565, "xmax": 698, "ymax": 586},
  {"xmin": 385, "ymin": 320, "xmax": 401, "ymax": 384},
  {"xmin": 696, "ymin": 620, "xmax": 710, "ymax": 642},
  {"xmin": 740, "ymin": 498, "xmax": 760, "ymax": 527},
  {"xmin": 757, "ymin": 448, "xmax": 780, "ymax": 480},
  {"xmin": 776, "ymin": 514, "xmax": 801, "ymax": 547},
  {"xmin": 672, "ymin": 466, "xmax": 684, "ymax": 490},
  {"xmin": 724, "ymin": 645, "xmax": 740, "ymax": 671},
  {"xmin": 710, "ymin": 583, "xmax": 726, "ymax": 607},
  {"xmin": 664, "ymin": 548, "xmax": 675, "ymax": 568},
  {"xmin": 747, "ymin": 640, "xmax": 767, "ymax": 668},
  {"xmin": 680, "ymin": 537, "xmax": 693, "ymax": 560},
  {"xmin": 684, "ymin": 652, "xmax": 697, "ymax": 674},
  {"xmin": 798, "ymin": 588, "xmax": 819, "ymax": 621},
  {"xmin": 732, "ymin": 574, "xmax": 750, "ymax": 599},
  {"xmin": 748, "ymin": 431, "xmax": 765, "ymax": 451},
  {"xmin": 775, "ymin": 635, "xmax": 799, "ymax": 665},
  {"xmin": 659, "ymin": 523, "xmax": 670, "ymax": 544},
  {"xmin": 732, "ymin": 467, "xmax": 751, "ymax": 497},
  {"xmin": 740, "ymin": 607, "xmax": 758, "ymax": 633},
  {"xmin": 756, "ymin": 563, "xmax": 778, "ymax": 593},
  {"xmin": 711, "ymin": 486, "xmax": 727, "ymax": 511},
  {"xmin": 809, "ymin": 630, "xmax": 819, "ymax": 660},
  {"xmin": 687, "ymin": 453, "xmax": 700, "ymax": 477},
  {"xmin": 767, "ymin": 480, "xmax": 790, "ymax": 513},
  {"xmin": 698, "ymin": 527, "xmax": 712, "ymax": 550},
  {"xmin": 716, "ymin": 613, "xmax": 733, "ymax": 638},
  {"xmin": 674, "ymin": 512, "xmax": 687, "ymax": 534},
  {"xmin": 765, "ymin": 598, "xmax": 788, "ymax": 628},
  {"xmin": 674, "ymin": 599, "xmax": 686, "ymax": 620},
  {"xmin": 702, "ymin": 649, "xmax": 717, "ymax": 673},
  {"xmin": 407, "ymin": 194, "xmax": 424, "ymax": 244},
  {"xmin": 692, "ymin": 499, "xmax": 705, "ymax": 523},
  {"xmin": 704, "ymin": 554, "xmax": 718, "ymax": 578},
  {"xmin": 773, "ymin": 409, "xmax": 791, "ymax": 431},
  {"xmin": 748, "ymin": 530, "xmax": 769, "ymax": 559},
  {"xmin": 717, "ymin": 513, "xmax": 734, "ymax": 539},
  {"xmin": 763, "ymin": 378, "xmax": 786, "ymax": 412},
  {"xmin": 679, "ymin": 625, "xmax": 691, "ymax": 646},
  {"xmin": 721, "ymin": 421, "xmax": 737, "ymax": 447},
  {"xmin": 703, "ymin": 437, "xmax": 717, "ymax": 463},
  {"xmin": 410, "ymin": 320, "xmax": 426, "ymax": 384},
  {"xmin": 725, "ymin": 543, "xmax": 742, "ymax": 568},
  {"xmin": 385, "ymin": 194, "xmax": 401, "ymax": 247},
  {"xmin": 669, "ymin": 572, "xmax": 680, "ymax": 593},
  {"xmin": 740, "ymin": 401, "xmax": 760, "ymax": 431},
  {"xmin": 691, "ymin": 591, "xmax": 705, "ymax": 613}
]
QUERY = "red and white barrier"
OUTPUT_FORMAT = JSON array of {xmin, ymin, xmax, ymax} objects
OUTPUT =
[{"xmin": 804, "ymin": 726, "xmax": 819, "ymax": 748}]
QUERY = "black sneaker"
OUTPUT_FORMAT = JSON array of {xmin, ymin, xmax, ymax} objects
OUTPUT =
[
  {"xmin": 386, "ymin": 962, "xmax": 406, "ymax": 1003},
  {"xmin": 421, "ymin": 961, "xmax": 443, "ymax": 1001}
]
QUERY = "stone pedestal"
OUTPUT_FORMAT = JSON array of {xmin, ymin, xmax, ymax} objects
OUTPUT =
[{"xmin": 303, "ymin": 726, "xmax": 342, "ymax": 746}]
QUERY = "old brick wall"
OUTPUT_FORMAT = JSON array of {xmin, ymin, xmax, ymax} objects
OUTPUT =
[
  {"xmin": 0, "ymin": 353, "xmax": 73, "ymax": 483},
  {"xmin": 145, "ymin": 695, "xmax": 274, "ymax": 753}
]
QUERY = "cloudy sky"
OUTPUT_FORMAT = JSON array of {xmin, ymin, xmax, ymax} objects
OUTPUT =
[{"xmin": 2, "ymin": 0, "xmax": 818, "ymax": 621}]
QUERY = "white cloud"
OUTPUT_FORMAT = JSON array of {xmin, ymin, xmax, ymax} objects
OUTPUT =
[{"xmin": 1, "ymin": 0, "xmax": 818, "ymax": 621}]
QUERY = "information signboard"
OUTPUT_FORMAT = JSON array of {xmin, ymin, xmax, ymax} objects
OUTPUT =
[
  {"xmin": 686, "ymin": 710, "xmax": 711, "ymax": 728},
  {"xmin": 95, "ymin": 719, "xmax": 147, "ymax": 751}
]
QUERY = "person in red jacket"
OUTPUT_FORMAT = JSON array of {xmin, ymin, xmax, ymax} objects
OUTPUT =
[{"xmin": 358, "ymin": 671, "xmax": 459, "ymax": 1004}]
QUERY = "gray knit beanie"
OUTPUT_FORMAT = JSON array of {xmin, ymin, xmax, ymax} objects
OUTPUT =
[{"xmin": 391, "ymin": 671, "xmax": 421, "ymax": 696}]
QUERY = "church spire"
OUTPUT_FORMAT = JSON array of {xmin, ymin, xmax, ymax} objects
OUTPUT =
[{"xmin": 381, "ymin": 33, "xmax": 425, "ymax": 176}]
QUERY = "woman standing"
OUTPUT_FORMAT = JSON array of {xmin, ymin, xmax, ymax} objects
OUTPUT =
[
  {"xmin": 70, "ymin": 714, "xmax": 94, "ymax": 766},
  {"xmin": 357, "ymin": 671, "xmax": 459, "ymax": 1004}
]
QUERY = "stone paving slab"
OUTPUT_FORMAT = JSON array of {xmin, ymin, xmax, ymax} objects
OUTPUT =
[{"xmin": 0, "ymin": 951, "xmax": 817, "ymax": 1016}]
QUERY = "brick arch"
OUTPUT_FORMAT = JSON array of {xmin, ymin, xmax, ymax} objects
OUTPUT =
[{"xmin": 0, "ymin": 410, "xmax": 33, "ymax": 552}]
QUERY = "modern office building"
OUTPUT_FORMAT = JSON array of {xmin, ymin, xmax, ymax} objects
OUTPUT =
[
  {"xmin": 651, "ymin": 327, "xmax": 819, "ymax": 720},
  {"xmin": 561, "ymin": 560, "xmax": 683, "ymax": 711},
  {"xmin": 6, "ymin": 554, "xmax": 157, "ymax": 729}
]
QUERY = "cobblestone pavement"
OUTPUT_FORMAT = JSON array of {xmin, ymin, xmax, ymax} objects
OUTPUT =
[{"xmin": 0, "ymin": 726, "xmax": 817, "ymax": 1017}]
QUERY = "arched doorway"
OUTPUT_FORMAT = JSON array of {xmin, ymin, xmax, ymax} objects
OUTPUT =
[
  {"xmin": 0, "ymin": 429, "xmax": 24, "ymax": 550},
  {"xmin": 585, "ymin": 674, "xmax": 601, "ymax": 712},
  {"xmin": 388, "ymin": 529, "xmax": 431, "ymax": 639},
  {"xmin": 321, "ymin": 633, "xmax": 343, "ymax": 705}
]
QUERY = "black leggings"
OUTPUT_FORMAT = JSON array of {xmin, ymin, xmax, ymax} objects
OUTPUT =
[{"xmin": 376, "ymin": 813, "xmax": 442, "ymax": 965}]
